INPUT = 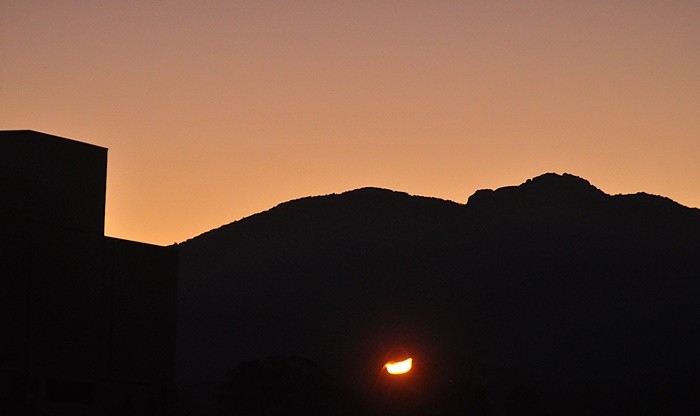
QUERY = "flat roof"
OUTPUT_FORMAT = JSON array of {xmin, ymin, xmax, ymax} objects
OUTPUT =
[{"xmin": 1, "ymin": 130, "xmax": 108, "ymax": 151}]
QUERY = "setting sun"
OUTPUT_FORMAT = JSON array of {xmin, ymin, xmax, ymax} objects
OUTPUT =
[{"xmin": 385, "ymin": 358, "xmax": 413, "ymax": 375}]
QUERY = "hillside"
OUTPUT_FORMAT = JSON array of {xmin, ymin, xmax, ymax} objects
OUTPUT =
[{"xmin": 176, "ymin": 173, "xmax": 700, "ymax": 414}]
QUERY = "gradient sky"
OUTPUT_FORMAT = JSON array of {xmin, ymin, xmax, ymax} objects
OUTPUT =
[{"xmin": 2, "ymin": 1, "xmax": 698, "ymax": 245}]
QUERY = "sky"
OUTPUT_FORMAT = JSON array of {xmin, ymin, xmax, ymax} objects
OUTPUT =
[{"xmin": 2, "ymin": 1, "xmax": 698, "ymax": 245}]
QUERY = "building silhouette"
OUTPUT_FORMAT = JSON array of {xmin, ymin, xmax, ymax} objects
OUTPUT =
[{"xmin": 1, "ymin": 130, "xmax": 178, "ymax": 415}]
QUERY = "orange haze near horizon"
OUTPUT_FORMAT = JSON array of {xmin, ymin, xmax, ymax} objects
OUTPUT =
[{"xmin": 2, "ymin": 2, "xmax": 698, "ymax": 246}]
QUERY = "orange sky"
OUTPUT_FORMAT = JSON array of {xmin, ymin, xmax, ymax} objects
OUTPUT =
[{"xmin": 2, "ymin": 1, "xmax": 698, "ymax": 245}]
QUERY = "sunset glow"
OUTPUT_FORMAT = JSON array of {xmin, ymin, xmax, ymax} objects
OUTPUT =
[
  {"xmin": 2, "ymin": 2, "xmax": 697, "ymax": 245},
  {"xmin": 385, "ymin": 358, "xmax": 413, "ymax": 375}
]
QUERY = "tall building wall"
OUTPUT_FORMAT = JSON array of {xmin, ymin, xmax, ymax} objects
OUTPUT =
[
  {"xmin": 0, "ymin": 130, "xmax": 177, "ymax": 415},
  {"xmin": 0, "ymin": 130, "xmax": 107, "ymax": 234}
]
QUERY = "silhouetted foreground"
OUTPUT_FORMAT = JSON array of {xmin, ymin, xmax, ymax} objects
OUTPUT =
[
  {"xmin": 1, "ymin": 131, "xmax": 177, "ymax": 416},
  {"xmin": 3, "ymin": 131, "xmax": 700, "ymax": 415},
  {"xmin": 178, "ymin": 173, "xmax": 700, "ymax": 415},
  {"xmin": 217, "ymin": 355, "xmax": 496, "ymax": 416}
]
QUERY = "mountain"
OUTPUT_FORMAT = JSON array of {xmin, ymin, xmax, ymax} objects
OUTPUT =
[{"xmin": 176, "ymin": 173, "xmax": 700, "ymax": 415}]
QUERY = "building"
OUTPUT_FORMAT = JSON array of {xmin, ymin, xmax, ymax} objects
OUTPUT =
[{"xmin": 1, "ymin": 131, "xmax": 178, "ymax": 415}]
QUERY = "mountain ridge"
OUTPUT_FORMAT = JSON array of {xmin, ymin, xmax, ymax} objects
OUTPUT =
[
  {"xmin": 176, "ymin": 172, "xmax": 700, "ymax": 415},
  {"xmin": 181, "ymin": 172, "xmax": 697, "ymax": 245}
]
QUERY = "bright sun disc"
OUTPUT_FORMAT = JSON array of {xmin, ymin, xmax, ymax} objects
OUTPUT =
[{"xmin": 385, "ymin": 357, "xmax": 413, "ymax": 374}]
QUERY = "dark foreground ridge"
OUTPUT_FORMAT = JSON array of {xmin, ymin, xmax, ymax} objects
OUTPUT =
[
  {"xmin": 8, "ymin": 131, "xmax": 698, "ymax": 414},
  {"xmin": 178, "ymin": 172, "xmax": 700, "ymax": 415}
]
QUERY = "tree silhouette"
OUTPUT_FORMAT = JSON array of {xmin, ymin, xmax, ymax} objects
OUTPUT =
[{"xmin": 220, "ymin": 355, "xmax": 351, "ymax": 415}]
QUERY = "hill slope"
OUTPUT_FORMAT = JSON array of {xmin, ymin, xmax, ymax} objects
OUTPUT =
[{"xmin": 177, "ymin": 173, "xmax": 700, "ymax": 414}]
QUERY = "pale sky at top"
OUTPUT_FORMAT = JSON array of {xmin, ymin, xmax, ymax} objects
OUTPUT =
[{"xmin": 2, "ymin": 1, "xmax": 698, "ymax": 245}]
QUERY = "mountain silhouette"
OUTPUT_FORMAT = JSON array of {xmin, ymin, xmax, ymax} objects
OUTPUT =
[{"xmin": 176, "ymin": 173, "xmax": 700, "ymax": 415}]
